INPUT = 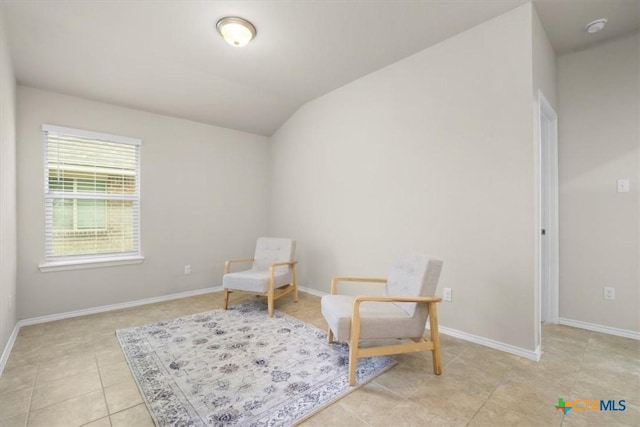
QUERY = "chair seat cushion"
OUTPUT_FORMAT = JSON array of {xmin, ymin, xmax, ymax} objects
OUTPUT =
[
  {"xmin": 223, "ymin": 269, "xmax": 293, "ymax": 294},
  {"xmin": 321, "ymin": 295, "xmax": 426, "ymax": 341}
]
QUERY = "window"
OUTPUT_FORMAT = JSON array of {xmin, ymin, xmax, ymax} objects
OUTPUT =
[
  {"xmin": 50, "ymin": 177, "xmax": 107, "ymax": 231},
  {"xmin": 43, "ymin": 124, "xmax": 141, "ymax": 265}
]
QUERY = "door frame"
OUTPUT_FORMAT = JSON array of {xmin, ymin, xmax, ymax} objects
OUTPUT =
[{"xmin": 538, "ymin": 91, "xmax": 559, "ymax": 329}]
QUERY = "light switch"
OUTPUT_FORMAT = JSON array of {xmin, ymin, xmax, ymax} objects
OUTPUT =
[{"xmin": 617, "ymin": 179, "xmax": 630, "ymax": 193}]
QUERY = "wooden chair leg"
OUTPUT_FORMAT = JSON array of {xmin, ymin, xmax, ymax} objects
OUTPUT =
[
  {"xmin": 348, "ymin": 299, "xmax": 364, "ymax": 386},
  {"xmin": 223, "ymin": 289, "xmax": 230, "ymax": 310},
  {"xmin": 428, "ymin": 302, "xmax": 442, "ymax": 375},
  {"xmin": 348, "ymin": 339, "xmax": 359, "ymax": 386},
  {"xmin": 292, "ymin": 264, "xmax": 299, "ymax": 303},
  {"xmin": 267, "ymin": 273, "xmax": 275, "ymax": 317},
  {"xmin": 267, "ymin": 296, "xmax": 274, "ymax": 317},
  {"xmin": 327, "ymin": 328, "xmax": 334, "ymax": 344}
]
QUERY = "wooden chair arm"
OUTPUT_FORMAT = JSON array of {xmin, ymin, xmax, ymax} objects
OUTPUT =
[
  {"xmin": 268, "ymin": 260, "xmax": 298, "ymax": 269},
  {"xmin": 224, "ymin": 258, "xmax": 254, "ymax": 274},
  {"xmin": 351, "ymin": 295, "xmax": 442, "ymax": 340},
  {"xmin": 267, "ymin": 261, "xmax": 297, "ymax": 278},
  {"xmin": 330, "ymin": 276, "xmax": 387, "ymax": 294}
]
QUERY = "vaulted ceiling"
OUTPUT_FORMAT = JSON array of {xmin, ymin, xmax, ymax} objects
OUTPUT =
[{"xmin": 1, "ymin": 1, "xmax": 638, "ymax": 136}]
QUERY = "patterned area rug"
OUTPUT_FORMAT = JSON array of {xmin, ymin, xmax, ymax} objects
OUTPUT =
[{"xmin": 116, "ymin": 301, "xmax": 395, "ymax": 426}]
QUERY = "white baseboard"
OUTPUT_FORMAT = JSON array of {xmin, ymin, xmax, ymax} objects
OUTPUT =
[
  {"xmin": 558, "ymin": 318, "xmax": 640, "ymax": 340},
  {"xmin": 14, "ymin": 285, "xmax": 325, "ymax": 329},
  {"xmin": 18, "ymin": 286, "xmax": 223, "ymax": 327},
  {"xmin": 0, "ymin": 323, "xmax": 21, "ymax": 376},
  {"xmin": 434, "ymin": 325, "xmax": 541, "ymax": 361},
  {"xmin": 297, "ymin": 285, "xmax": 326, "ymax": 298},
  {"xmin": 17, "ymin": 285, "xmax": 320, "ymax": 329}
]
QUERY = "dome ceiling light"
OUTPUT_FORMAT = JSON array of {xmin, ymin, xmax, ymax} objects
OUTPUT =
[
  {"xmin": 585, "ymin": 18, "xmax": 607, "ymax": 34},
  {"xmin": 216, "ymin": 17, "xmax": 256, "ymax": 47}
]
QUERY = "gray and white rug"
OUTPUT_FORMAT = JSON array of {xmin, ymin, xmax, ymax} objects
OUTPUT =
[{"xmin": 116, "ymin": 301, "xmax": 395, "ymax": 426}]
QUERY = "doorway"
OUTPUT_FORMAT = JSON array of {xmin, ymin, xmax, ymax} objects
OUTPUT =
[{"xmin": 539, "ymin": 91, "xmax": 559, "ymax": 330}]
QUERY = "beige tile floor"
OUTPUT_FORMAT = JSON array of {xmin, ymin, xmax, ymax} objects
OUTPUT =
[{"xmin": 1, "ymin": 291, "xmax": 638, "ymax": 427}]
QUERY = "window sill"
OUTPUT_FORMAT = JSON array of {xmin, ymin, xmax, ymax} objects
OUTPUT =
[{"xmin": 39, "ymin": 256, "xmax": 145, "ymax": 272}]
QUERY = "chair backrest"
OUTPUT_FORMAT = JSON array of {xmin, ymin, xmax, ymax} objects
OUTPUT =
[
  {"xmin": 252, "ymin": 237, "xmax": 296, "ymax": 272},
  {"xmin": 385, "ymin": 254, "xmax": 443, "ymax": 317}
]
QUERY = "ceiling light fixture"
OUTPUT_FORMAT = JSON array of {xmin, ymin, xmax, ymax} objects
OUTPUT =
[
  {"xmin": 585, "ymin": 18, "xmax": 607, "ymax": 34},
  {"xmin": 216, "ymin": 17, "xmax": 256, "ymax": 47}
]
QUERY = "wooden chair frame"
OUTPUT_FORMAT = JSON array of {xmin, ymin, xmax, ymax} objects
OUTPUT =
[
  {"xmin": 223, "ymin": 258, "xmax": 298, "ymax": 317},
  {"xmin": 327, "ymin": 276, "xmax": 442, "ymax": 386}
]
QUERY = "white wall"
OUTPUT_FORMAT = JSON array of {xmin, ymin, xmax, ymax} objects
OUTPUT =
[
  {"xmin": 270, "ymin": 5, "xmax": 539, "ymax": 352},
  {"xmin": 532, "ymin": 6, "xmax": 556, "ymax": 109},
  {"xmin": 17, "ymin": 86, "xmax": 270, "ymax": 319},
  {"xmin": 0, "ymin": 10, "xmax": 17, "ymax": 358},
  {"xmin": 558, "ymin": 33, "xmax": 640, "ymax": 333}
]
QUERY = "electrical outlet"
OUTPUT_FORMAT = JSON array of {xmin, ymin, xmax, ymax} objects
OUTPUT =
[
  {"xmin": 443, "ymin": 288, "xmax": 452, "ymax": 302},
  {"xmin": 184, "ymin": 265, "xmax": 191, "ymax": 275},
  {"xmin": 8, "ymin": 293, "xmax": 13, "ymax": 308},
  {"xmin": 617, "ymin": 179, "xmax": 630, "ymax": 193},
  {"xmin": 603, "ymin": 287, "xmax": 615, "ymax": 300}
]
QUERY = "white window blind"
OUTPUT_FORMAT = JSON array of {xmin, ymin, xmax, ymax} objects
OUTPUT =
[{"xmin": 43, "ymin": 124, "xmax": 141, "ymax": 262}]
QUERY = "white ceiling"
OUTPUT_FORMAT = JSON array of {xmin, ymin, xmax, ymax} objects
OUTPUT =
[{"xmin": 1, "ymin": 1, "xmax": 638, "ymax": 136}]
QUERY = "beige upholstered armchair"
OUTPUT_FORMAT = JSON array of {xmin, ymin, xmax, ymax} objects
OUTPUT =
[
  {"xmin": 223, "ymin": 237, "xmax": 298, "ymax": 317},
  {"xmin": 321, "ymin": 254, "xmax": 443, "ymax": 385}
]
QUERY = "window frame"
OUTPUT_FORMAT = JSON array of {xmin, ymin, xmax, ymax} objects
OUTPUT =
[{"xmin": 39, "ymin": 124, "xmax": 144, "ymax": 272}]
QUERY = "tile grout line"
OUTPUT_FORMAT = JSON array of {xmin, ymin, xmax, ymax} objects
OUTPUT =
[
  {"xmin": 559, "ymin": 330, "xmax": 596, "ymax": 427},
  {"xmin": 556, "ymin": 328, "xmax": 590, "ymax": 427},
  {"xmin": 464, "ymin": 354, "xmax": 522, "ymax": 426},
  {"xmin": 93, "ymin": 346, "xmax": 113, "ymax": 427},
  {"xmin": 23, "ymin": 333, "xmax": 42, "ymax": 427},
  {"xmin": 27, "ymin": 346, "xmax": 106, "ymax": 426}
]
